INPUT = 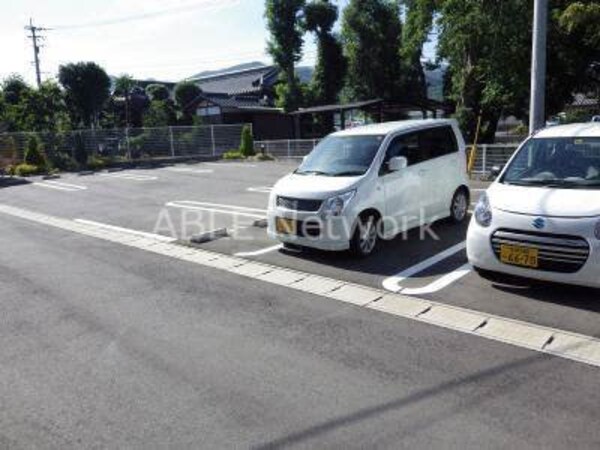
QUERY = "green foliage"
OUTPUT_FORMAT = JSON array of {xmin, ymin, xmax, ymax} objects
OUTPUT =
[
  {"xmin": 15, "ymin": 163, "xmax": 41, "ymax": 177},
  {"xmin": 341, "ymin": 0, "xmax": 403, "ymax": 102},
  {"xmin": 174, "ymin": 82, "xmax": 202, "ymax": 124},
  {"xmin": 86, "ymin": 155, "xmax": 106, "ymax": 171},
  {"xmin": 239, "ymin": 125, "xmax": 255, "ymax": 157},
  {"xmin": 559, "ymin": 2, "xmax": 600, "ymax": 47},
  {"xmin": 113, "ymin": 75, "xmax": 135, "ymax": 97},
  {"xmin": 1, "ymin": 75, "xmax": 30, "ymax": 105},
  {"xmin": 304, "ymin": 1, "xmax": 346, "ymax": 107},
  {"xmin": 564, "ymin": 109, "xmax": 593, "ymax": 124},
  {"xmin": 222, "ymin": 150, "xmax": 246, "ymax": 160},
  {"xmin": 24, "ymin": 135, "xmax": 47, "ymax": 169},
  {"xmin": 266, "ymin": 0, "xmax": 306, "ymax": 112},
  {"xmin": 252, "ymin": 153, "xmax": 275, "ymax": 161},
  {"xmin": 58, "ymin": 62, "xmax": 111, "ymax": 128},
  {"xmin": 50, "ymin": 151, "xmax": 79, "ymax": 172},
  {"xmin": 143, "ymin": 100, "xmax": 177, "ymax": 127},
  {"xmin": 146, "ymin": 84, "xmax": 170, "ymax": 101}
]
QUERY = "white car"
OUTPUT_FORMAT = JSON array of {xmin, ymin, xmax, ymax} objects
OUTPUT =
[
  {"xmin": 468, "ymin": 123, "xmax": 600, "ymax": 288},
  {"xmin": 267, "ymin": 120, "xmax": 471, "ymax": 256}
]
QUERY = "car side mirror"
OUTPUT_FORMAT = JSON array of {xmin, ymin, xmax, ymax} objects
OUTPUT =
[
  {"xmin": 490, "ymin": 165, "xmax": 503, "ymax": 178},
  {"xmin": 388, "ymin": 156, "xmax": 408, "ymax": 172}
]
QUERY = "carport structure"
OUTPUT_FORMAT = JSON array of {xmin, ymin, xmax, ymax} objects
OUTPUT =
[{"xmin": 291, "ymin": 98, "xmax": 454, "ymax": 138}]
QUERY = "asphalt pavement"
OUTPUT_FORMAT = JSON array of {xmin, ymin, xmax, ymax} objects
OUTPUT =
[{"xmin": 0, "ymin": 161, "xmax": 599, "ymax": 448}]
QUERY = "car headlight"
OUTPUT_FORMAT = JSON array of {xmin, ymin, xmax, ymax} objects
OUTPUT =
[
  {"xmin": 321, "ymin": 190, "xmax": 356, "ymax": 217},
  {"xmin": 474, "ymin": 192, "xmax": 492, "ymax": 227}
]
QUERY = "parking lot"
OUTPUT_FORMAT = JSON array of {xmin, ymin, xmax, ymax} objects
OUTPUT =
[{"xmin": 2, "ymin": 159, "xmax": 599, "ymax": 338}]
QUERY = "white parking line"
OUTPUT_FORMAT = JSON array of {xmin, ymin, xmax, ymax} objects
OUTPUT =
[
  {"xmin": 401, "ymin": 264, "xmax": 472, "ymax": 296},
  {"xmin": 234, "ymin": 244, "xmax": 283, "ymax": 257},
  {"xmin": 33, "ymin": 180, "xmax": 88, "ymax": 191},
  {"xmin": 100, "ymin": 173, "xmax": 158, "ymax": 181},
  {"xmin": 382, "ymin": 242, "xmax": 469, "ymax": 294},
  {"xmin": 74, "ymin": 219, "xmax": 176, "ymax": 242},
  {"xmin": 247, "ymin": 186, "xmax": 273, "ymax": 193},
  {"xmin": 166, "ymin": 200, "xmax": 267, "ymax": 219}
]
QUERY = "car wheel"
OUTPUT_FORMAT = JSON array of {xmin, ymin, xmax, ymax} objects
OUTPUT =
[
  {"xmin": 450, "ymin": 188, "xmax": 469, "ymax": 223},
  {"xmin": 350, "ymin": 214, "xmax": 379, "ymax": 257}
]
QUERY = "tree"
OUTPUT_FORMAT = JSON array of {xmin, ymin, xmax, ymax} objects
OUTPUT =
[
  {"xmin": 174, "ymin": 81, "xmax": 202, "ymax": 125},
  {"xmin": 143, "ymin": 100, "xmax": 177, "ymax": 127},
  {"xmin": 239, "ymin": 125, "xmax": 255, "ymax": 157},
  {"xmin": 341, "ymin": 0, "xmax": 403, "ymax": 103},
  {"xmin": 266, "ymin": 0, "xmax": 306, "ymax": 112},
  {"xmin": 2, "ymin": 75, "xmax": 31, "ymax": 105},
  {"xmin": 304, "ymin": 0, "xmax": 346, "ymax": 106},
  {"xmin": 58, "ymin": 62, "xmax": 111, "ymax": 128},
  {"xmin": 146, "ymin": 84, "xmax": 171, "ymax": 102},
  {"xmin": 399, "ymin": 0, "xmax": 435, "ymax": 102}
]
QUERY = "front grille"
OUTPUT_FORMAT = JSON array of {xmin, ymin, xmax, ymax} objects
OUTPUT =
[
  {"xmin": 277, "ymin": 196, "xmax": 322, "ymax": 212},
  {"xmin": 491, "ymin": 228, "xmax": 590, "ymax": 273}
]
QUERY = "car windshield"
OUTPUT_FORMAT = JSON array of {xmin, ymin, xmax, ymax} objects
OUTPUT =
[
  {"xmin": 295, "ymin": 135, "xmax": 384, "ymax": 177},
  {"xmin": 501, "ymin": 137, "xmax": 600, "ymax": 189}
]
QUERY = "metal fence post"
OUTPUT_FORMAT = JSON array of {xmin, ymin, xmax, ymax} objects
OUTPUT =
[
  {"xmin": 169, "ymin": 126, "xmax": 175, "ymax": 158},
  {"xmin": 125, "ymin": 127, "xmax": 131, "ymax": 160},
  {"xmin": 482, "ymin": 144, "xmax": 488, "ymax": 175},
  {"xmin": 210, "ymin": 125, "xmax": 216, "ymax": 156},
  {"xmin": 287, "ymin": 140, "xmax": 291, "ymax": 158}
]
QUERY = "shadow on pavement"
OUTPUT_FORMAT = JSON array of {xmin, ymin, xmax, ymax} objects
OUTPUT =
[{"xmin": 0, "ymin": 177, "xmax": 30, "ymax": 189}]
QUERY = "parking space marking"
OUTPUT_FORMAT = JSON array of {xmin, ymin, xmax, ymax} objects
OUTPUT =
[
  {"xmin": 2, "ymin": 202, "xmax": 600, "ymax": 369},
  {"xmin": 33, "ymin": 180, "xmax": 88, "ymax": 192},
  {"xmin": 166, "ymin": 200, "xmax": 267, "ymax": 219},
  {"xmin": 74, "ymin": 219, "xmax": 176, "ymax": 242},
  {"xmin": 163, "ymin": 167, "xmax": 214, "ymax": 174},
  {"xmin": 100, "ymin": 173, "xmax": 158, "ymax": 181},
  {"xmin": 247, "ymin": 186, "xmax": 273, "ymax": 193},
  {"xmin": 234, "ymin": 244, "xmax": 283, "ymax": 257},
  {"xmin": 382, "ymin": 242, "xmax": 467, "ymax": 293},
  {"xmin": 401, "ymin": 264, "xmax": 472, "ymax": 296}
]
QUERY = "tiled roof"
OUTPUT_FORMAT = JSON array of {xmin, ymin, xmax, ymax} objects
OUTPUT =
[
  {"xmin": 202, "ymin": 93, "xmax": 276, "ymax": 110},
  {"xmin": 191, "ymin": 66, "xmax": 279, "ymax": 95}
]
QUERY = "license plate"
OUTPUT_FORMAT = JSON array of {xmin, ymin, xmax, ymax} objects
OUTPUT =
[
  {"xmin": 500, "ymin": 244, "xmax": 539, "ymax": 268},
  {"xmin": 275, "ymin": 217, "xmax": 296, "ymax": 235}
]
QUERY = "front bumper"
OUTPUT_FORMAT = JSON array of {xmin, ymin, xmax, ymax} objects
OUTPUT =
[
  {"xmin": 266, "ymin": 208, "xmax": 354, "ymax": 251},
  {"xmin": 467, "ymin": 211, "xmax": 600, "ymax": 289}
]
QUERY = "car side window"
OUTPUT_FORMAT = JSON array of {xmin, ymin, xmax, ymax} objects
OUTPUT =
[
  {"xmin": 380, "ymin": 133, "xmax": 420, "ymax": 174},
  {"xmin": 418, "ymin": 126, "xmax": 458, "ymax": 161}
]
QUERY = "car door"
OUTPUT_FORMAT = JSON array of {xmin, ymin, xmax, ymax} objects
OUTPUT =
[
  {"xmin": 379, "ymin": 132, "xmax": 423, "ymax": 235},
  {"xmin": 416, "ymin": 125, "xmax": 460, "ymax": 218}
]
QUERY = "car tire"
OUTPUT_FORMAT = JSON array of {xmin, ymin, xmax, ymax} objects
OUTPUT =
[
  {"xmin": 450, "ymin": 188, "xmax": 469, "ymax": 223},
  {"xmin": 350, "ymin": 214, "xmax": 379, "ymax": 257}
]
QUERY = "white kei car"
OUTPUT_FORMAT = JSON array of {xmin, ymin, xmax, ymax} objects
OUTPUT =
[
  {"xmin": 267, "ymin": 120, "xmax": 470, "ymax": 256},
  {"xmin": 467, "ymin": 123, "xmax": 600, "ymax": 288}
]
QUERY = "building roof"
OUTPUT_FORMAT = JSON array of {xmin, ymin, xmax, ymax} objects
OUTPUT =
[
  {"xmin": 190, "ymin": 65, "xmax": 279, "ymax": 96},
  {"xmin": 535, "ymin": 123, "xmax": 600, "ymax": 138},
  {"xmin": 332, "ymin": 119, "xmax": 458, "ymax": 137},
  {"xmin": 291, "ymin": 99, "xmax": 383, "ymax": 115}
]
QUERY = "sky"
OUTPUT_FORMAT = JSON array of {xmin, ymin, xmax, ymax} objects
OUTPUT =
[{"xmin": 1, "ymin": 0, "xmax": 434, "ymax": 85}]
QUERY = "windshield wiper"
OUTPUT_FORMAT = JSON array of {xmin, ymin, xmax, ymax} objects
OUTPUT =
[
  {"xmin": 330, "ymin": 171, "xmax": 365, "ymax": 177},
  {"xmin": 505, "ymin": 179, "xmax": 599, "ymax": 189}
]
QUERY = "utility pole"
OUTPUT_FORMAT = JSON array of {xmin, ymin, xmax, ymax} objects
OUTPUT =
[
  {"xmin": 529, "ymin": 0, "xmax": 548, "ymax": 134},
  {"xmin": 25, "ymin": 18, "xmax": 49, "ymax": 88}
]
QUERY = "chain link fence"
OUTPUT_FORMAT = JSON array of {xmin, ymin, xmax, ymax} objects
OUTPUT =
[
  {"xmin": 0, "ymin": 124, "xmax": 250, "ymax": 170},
  {"xmin": 255, "ymin": 138, "xmax": 521, "ymax": 177}
]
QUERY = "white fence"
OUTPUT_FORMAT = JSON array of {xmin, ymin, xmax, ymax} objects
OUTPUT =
[
  {"xmin": 255, "ymin": 138, "xmax": 520, "ymax": 177},
  {"xmin": 0, "ymin": 124, "xmax": 250, "ymax": 167}
]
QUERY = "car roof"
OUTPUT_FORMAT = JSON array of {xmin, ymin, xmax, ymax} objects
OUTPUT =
[
  {"xmin": 535, "ymin": 122, "xmax": 600, "ymax": 138},
  {"xmin": 330, "ymin": 119, "xmax": 458, "ymax": 137}
]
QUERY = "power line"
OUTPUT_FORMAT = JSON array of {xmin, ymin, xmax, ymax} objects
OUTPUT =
[{"xmin": 25, "ymin": 18, "xmax": 51, "ymax": 88}]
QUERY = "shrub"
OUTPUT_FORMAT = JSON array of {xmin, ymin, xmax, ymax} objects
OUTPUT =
[
  {"xmin": 87, "ymin": 156, "xmax": 106, "ymax": 171},
  {"xmin": 50, "ymin": 151, "xmax": 79, "ymax": 172},
  {"xmin": 24, "ymin": 135, "xmax": 47, "ymax": 169},
  {"xmin": 238, "ymin": 125, "xmax": 255, "ymax": 157},
  {"xmin": 15, "ymin": 163, "xmax": 40, "ymax": 177},
  {"xmin": 222, "ymin": 150, "xmax": 246, "ymax": 160}
]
